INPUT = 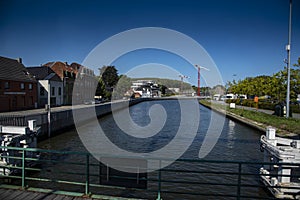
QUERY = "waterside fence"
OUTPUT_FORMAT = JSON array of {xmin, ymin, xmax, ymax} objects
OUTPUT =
[{"xmin": 0, "ymin": 146, "xmax": 300, "ymax": 199}]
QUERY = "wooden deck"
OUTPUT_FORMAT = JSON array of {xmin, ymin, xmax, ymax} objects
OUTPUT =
[
  {"xmin": 0, "ymin": 187, "xmax": 144, "ymax": 200},
  {"xmin": 0, "ymin": 188, "xmax": 97, "ymax": 200}
]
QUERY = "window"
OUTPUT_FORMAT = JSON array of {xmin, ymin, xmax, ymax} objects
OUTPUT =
[
  {"xmin": 58, "ymin": 87, "xmax": 61, "ymax": 95},
  {"xmin": 29, "ymin": 83, "xmax": 33, "ymax": 90},
  {"xmin": 40, "ymin": 87, "xmax": 45, "ymax": 96},
  {"xmin": 20, "ymin": 83, "xmax": 25, "ymax": 90},
  {"xmin": 5, "ymin": 82, "xmax": 10, "ymax": 89},
  {"xmin": 52, "ymin": 87, "xmax": 55, "ymax": 96}
]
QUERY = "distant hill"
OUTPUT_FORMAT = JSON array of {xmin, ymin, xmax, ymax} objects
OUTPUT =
[{"xmin": 130, "ymin": 77, "xmax": 192, "ymax": 90}]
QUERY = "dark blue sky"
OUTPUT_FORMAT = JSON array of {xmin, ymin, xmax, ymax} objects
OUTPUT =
[{"xmin": 1, "ymin": 0, "xmax": 299, "ymax": 86}]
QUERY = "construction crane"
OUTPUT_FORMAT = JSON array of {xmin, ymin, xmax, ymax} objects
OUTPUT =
[{"xmin": 194, "ymin": 65, "xmax": 209, "ymax": 96}]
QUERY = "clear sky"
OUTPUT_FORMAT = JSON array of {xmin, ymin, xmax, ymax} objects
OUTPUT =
[{"xmin": 1, "ymin": 0, "xmax": 299, "ymax": 87}]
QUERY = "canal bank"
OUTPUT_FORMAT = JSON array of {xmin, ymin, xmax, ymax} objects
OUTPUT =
[
  {"xmin": 199, "ymin": 100, "xmax": 299, "ymax": 138},
  {"xmin": 0, "ymin": 98, "xmax": 152, "ymax": 139}
]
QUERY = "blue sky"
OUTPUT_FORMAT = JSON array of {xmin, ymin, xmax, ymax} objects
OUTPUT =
[{"xmin": 1, "ymin": 0, "xmax": 299, "ymax": 87}]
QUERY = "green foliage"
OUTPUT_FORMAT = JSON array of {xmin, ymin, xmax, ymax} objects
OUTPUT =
[
  {"xmin": 226, "ymin": 99, "xmax": 300, "ymax": 113},
  {"xmin": 227, "ymin": 57, "xmax": 300, "ymax": 102},
  {"xmin": 99, "ymin": 66, "xmax": 119, "ymax": 88},
  {"xmin": 112, "ymin": 75, "xmax": 132, "ymax": 99},
  {"xmin": 98, "ymin": 66, "xmax": 119, "ymax": 100},
  {"xmin": 95, "ymin": 78, "xmax": 106, "ymax": 97},
  {"xmin": 200, "ymin": 100, "xmax": 300, "ymax": 135}
]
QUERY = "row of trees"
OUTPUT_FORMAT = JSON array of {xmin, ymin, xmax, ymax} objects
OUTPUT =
[{"xmin": 227, "ymin": 58, "xmax": 300, "ymax": 102}]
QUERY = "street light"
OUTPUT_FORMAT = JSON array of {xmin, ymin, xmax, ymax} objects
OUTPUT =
[
  {"xmin": 286, "ymin": 0, "xmax": 292, "ymax": 118},
  {"xmin": 47, "ymin": 80, "xmax": 51, "ymax": 138},
  {"xmin": 179, "ymin": 74, "xmax": 189, "ymax": 95},
  {"xmin": 194, "ymin": 64, "xmax": 209, "ymax": 96}
]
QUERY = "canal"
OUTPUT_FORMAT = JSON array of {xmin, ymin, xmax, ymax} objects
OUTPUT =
[{"xmin": 37, "ymin": 99, "xmax": 268, "ymax": 199}]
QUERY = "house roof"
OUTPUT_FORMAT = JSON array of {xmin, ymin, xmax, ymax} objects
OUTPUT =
[
  {"xmin": 0, "ymin": 56, "xmax": 36, "ymax": 82},
  {"xmin": 26, "ymin": 66, "xmax": 62, "ymax": 82}
]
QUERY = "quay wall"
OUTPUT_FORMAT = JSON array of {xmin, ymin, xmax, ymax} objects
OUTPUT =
[
  {"xmin": 0, "ymin": 97, "xmax": 197, "ymax": 139},
  {"xmin": 17, "ymin": 98, "xmax": 147, "ymax": 139}
]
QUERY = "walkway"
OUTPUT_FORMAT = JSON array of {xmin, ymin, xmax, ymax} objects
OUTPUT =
[
  {"xmin": 211, "ymin": 100, "xmax": 300, "ymax": 119},
  {"xmin": 0, "ymin": 187, "xmax": 142, "ymax": 200},
  {"xmin": 0, "ymin": 188, "xmax": 93, "ymax": 200}
]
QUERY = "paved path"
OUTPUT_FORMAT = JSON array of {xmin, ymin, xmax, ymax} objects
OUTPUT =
[{"xmin": 211, "ymin": 100, "xmax": 300, "ymax": 119}]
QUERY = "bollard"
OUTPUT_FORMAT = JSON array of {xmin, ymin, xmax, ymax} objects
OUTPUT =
[
  {"xmin": 266, "ymin": 127, "xmax": 276, "ymax": 140},
  {"xmin": 28, "ymin": 120, "xmax": 36, "ymax": 131}
]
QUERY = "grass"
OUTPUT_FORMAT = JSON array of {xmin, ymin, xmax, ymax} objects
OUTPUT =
[{"xmin": 200, "ymin": 100, "xmax": 300, "ymax": 135}]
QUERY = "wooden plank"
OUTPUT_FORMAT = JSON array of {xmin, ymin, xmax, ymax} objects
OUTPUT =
[
  {"xmin": 13, "ymin": 190, "xmax": 36, "ymax": 200},
  {"xmin": 0, "ymin": 189, "xmax": 17, "ymax": 199},
  {"xmin": 1, "ymin": 189, "xmax": 24, "ymax": 200},
  {"xmin": 62, "ymin": 196, "xmax": 75, "ymax": 200},
  {"xmin": 42, "ymin": 194, "xmax": 60, "ymax": 200},
  {"xmin": 53, "ymin": 194, "xmax": 70, "ymax": 200},
  {"xmin": 31, "ymin": 192, "xmax": 54, "ymax": 200}
]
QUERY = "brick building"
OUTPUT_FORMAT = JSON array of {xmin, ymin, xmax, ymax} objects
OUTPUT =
[
  {"xmin": 0, "ymin": 56, "xmax": 37, "ymax": 112},
  {"xmin": 43, "ymin": 61, "xmax": 96, "ymax": 105}
]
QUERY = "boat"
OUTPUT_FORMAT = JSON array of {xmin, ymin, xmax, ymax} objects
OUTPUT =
[
  {"xmin": 0, "ymin": 120, "xmax": 40, "ymax": 175},
  {"xmin": 260, "ymin": 127, "xmax": 300, "ymax": 199}
]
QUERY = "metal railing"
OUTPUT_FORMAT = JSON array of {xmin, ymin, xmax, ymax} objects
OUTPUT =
[
  {"xmin": 0, "ymin": 115, "xmax": 27, "ymax": 126},
  {"xmin": 0, "ymin": 146, "xmax": 299, "ymax": 199}
]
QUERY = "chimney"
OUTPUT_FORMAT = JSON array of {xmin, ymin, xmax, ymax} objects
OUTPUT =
[{"xmin": 17, "ymin": 57, "xmax": 22, "ymax": 64}]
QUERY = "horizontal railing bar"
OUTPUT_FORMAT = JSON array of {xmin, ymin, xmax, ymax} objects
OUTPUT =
[
  {"xmin": 25, "ymin": 177, "xmax": 86, "ymax": 186},
  {"xmin": 1, "ymin": 146, "xmax": 299, "ymax": 166}
]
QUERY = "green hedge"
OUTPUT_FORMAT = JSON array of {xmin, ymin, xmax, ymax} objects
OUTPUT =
[{"xmin": 225, "ymin": 99, "xmax": 300, "ymax": 113}]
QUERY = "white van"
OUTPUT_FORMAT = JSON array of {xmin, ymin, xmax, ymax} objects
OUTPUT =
[
  {"xmin": 225, "ymin": 93, "xmax": 236, "ymax": 99},
  {"xmin": 238, "ymin": 94, "xmax": 247, "ymax": 99},
  {"xmin": 213, "ymin": 94, "xmax": 221, "ymax": 101}
]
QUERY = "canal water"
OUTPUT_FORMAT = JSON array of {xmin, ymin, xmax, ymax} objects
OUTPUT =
[{"xmin": 37, "ymin": 100, "xmax": 269, "ymax": 199}]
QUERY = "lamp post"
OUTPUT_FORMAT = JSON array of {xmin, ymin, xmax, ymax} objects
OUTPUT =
[
  {"xmin": 194, "ymin": 64, "xmax": 209, "ymax": 96},
  {"xmin": 179, "ymin": 75, "xmax": 189, "ymax": 95},
  {"xmin": 47, "ymin": 81, "xmax": 51, "ymax": 138},
  {"xmin": 286, "ymin": 0, "xmax": 292, "ymax": 118}
]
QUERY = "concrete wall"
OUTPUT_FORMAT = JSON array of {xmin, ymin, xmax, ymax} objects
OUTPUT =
[{"xmin": 24, "ymin": 98, "xmax": 147, "ymax": 139}]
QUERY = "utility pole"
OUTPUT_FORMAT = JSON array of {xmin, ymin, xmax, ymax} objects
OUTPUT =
[{"xmin": 286, "ymin": 0, "xmax": 292, "ymax": 118}]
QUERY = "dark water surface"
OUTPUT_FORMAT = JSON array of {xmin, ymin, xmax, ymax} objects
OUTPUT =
[{"xmin": 37, "ymin": 100, "xmax": 269, "ymax": 199}]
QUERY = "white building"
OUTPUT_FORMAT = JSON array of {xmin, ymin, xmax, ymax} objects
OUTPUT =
[{"xmin": 27, "ymin": 67, "xmax": 63, "ymax": 107}]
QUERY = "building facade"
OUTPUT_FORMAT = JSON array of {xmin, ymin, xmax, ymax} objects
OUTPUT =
[
  {"xmin": 43, "ymin": 61, "xmax": 96, "ymax": 105},
  {"xmin": 0, "ymin": 56, "xmax": 37, "ymax": 112},
  {"xmin": 27, "ymin": 66, "xmax": 63, "ymax": 107}
]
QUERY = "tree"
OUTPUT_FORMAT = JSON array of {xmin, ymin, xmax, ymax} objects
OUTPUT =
[
  {"xmin": 112, "ymin": 75, "xmax": 132, "ymax": 99},
  {"xmin": 98, "ymin": 66, "xmax": 119, "ymax": 100},
  {"xmin": 226, "ymin": 57, "xmax": 300, "ymax": 102},
  {"xmin": 95, "ymin": 78, "xmax": 106, "ymax": 97},
  {"xmin": 99, "ymin": 66, "xmax": 119, "ymax": 88}
]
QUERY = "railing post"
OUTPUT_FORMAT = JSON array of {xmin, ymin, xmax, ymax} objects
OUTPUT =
[
  {"xmin": 156, "ymin": 160, "xmax": 162, "ymax": 200},
  {"xmin": 85, "ymin": 154, "xmax": 90, "ymax": 195},
  {"xmin": 237, "ymin": 163, "xmax": 242, "ymax": 200},
  {"xmin": 99, "ymin": 160, "xmax": 102, "ymax": 185},
  {"xmin": 21, "ymin": 149, "xmax": 26, "ymax": 189}
]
